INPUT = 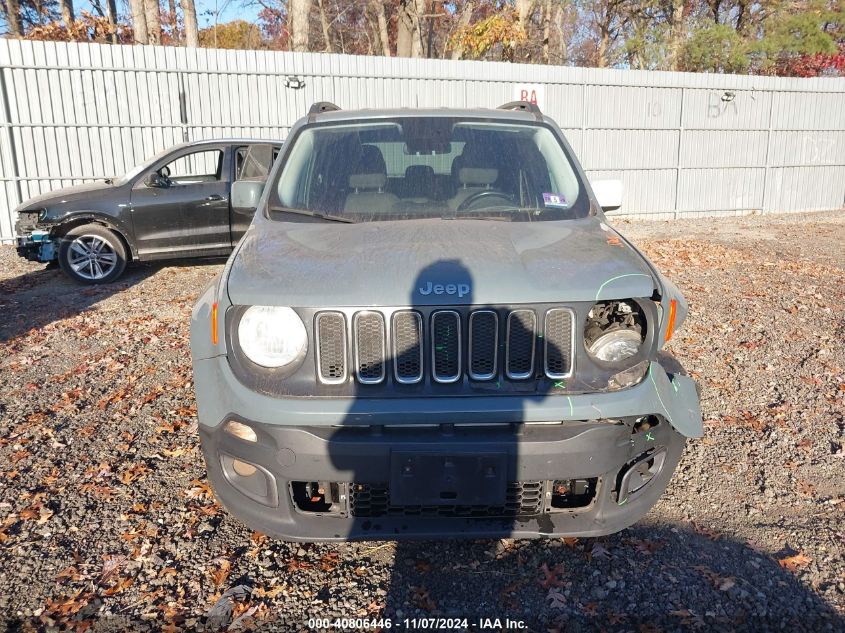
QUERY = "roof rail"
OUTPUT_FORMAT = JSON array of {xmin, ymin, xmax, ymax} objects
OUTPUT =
[
  {"xmin": 308, "ymin": 102, "xmax": 341, "ymax": 120},
  {"xmin": 497, "ymin": 100, "xmax": 542, "ymax": 120}
]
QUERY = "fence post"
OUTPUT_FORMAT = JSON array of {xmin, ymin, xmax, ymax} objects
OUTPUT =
[
  {"xmin": 673, "ymin": 87, "xmax": 685, "ymax": 220},
  {"xmin": 760, "ymin": 90, "xmax": 775, "ymax": 215},
  {"xmin": 0, "ymin": 67, "xmax": 23, "ymax": 224}
]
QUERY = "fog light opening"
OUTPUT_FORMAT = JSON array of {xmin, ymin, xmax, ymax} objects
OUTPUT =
[
  {"xmin": 291, "ymin": 481, "xmax": 339, "ymax": 513},
  {"xmin": 616, "ymin": 448, "xmax": 667, "ymax": 504},
  {"xmin": 550, "ymin": 478, "xmax": 597, "ymax": 509},
  {"xmin": 232, "ymin": 459, "xmax": 257, "ymax": 477}
]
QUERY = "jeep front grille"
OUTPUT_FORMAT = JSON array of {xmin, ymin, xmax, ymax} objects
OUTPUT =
[
  {"xmin": 315, "ymin": 311, "xmax": 347, "ymax": 384},
  {"xmin": 313, "ymin": 306, "xmax": 574, "ymax": 386}
]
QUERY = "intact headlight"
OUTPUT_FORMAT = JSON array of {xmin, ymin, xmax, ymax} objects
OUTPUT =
[
  {"xmin": 237, "ymin": 306, "xmax": 307, "ymax": 368},
  {"xmin": 589, "ymin": 328, "xmax": 642, "ymax": 363}
]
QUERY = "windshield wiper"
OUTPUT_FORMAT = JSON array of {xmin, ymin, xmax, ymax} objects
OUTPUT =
[{"xmin": 269, "ymin": 206, "xmax": 355, "ymax": 224}]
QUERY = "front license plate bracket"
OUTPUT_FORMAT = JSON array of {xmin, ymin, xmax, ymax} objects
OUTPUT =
[{"xmin": 389, "ymin": 452, "xmax": 507, "ymax": 506}]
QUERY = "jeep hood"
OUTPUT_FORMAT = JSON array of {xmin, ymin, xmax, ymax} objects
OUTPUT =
[
  {"xmin": 15, "ymin": 181, "xmax": 116, "ymax": 213},
  {"xmin": 227, "ymin": 217, "xmax": 657, "ymax": 307}
]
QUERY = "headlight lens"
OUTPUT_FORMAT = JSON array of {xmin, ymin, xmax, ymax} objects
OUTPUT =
[
  {"xmin": 588, "ymin": 329, "xmax": 643, "ymax": 363},
  {"xmin": 237, "ymin": 306, "xmax": 307, "ymax": 368}
]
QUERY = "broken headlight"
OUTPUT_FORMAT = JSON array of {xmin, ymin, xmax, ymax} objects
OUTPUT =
[{"xmin": 585, "ymin": 300, "xmax": 646, "ymax": 365}]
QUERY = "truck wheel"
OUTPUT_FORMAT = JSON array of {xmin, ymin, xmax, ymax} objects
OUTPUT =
[{"xmin": 58, "ymin": 224, "xmax": 127, "ymax": 284}]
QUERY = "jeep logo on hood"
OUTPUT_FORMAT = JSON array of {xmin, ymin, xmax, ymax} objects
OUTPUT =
[{"xmin": 418, "ymin": 281, "xmax": 471, "ymax": 298}]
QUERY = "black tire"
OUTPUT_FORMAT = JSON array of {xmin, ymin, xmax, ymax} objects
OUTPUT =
[{"xmin": 58, "ymin": 224, "xmax": 128, "ymax": 284}]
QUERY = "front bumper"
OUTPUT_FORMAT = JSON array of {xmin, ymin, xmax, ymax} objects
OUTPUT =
[
  {"xmin": 15, "ymin": 231, "xmax": 57, "ymax": 262},
  {"xmin": 201, "ymin": 415, "xmax": 685, "ymax": 541},
  {"xmin": 193, "ymin": 354, "xmax": 701, "ymax": 541}
]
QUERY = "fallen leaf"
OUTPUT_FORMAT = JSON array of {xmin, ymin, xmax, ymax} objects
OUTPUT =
[{"xmin": 779, "ymin": 552, "xmax": 812, "ymax": 572}]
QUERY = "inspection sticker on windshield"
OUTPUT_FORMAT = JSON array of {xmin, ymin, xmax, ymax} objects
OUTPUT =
[{"xmin": 543, "ymin": 193, "xmax": 567, "ymax": 207}]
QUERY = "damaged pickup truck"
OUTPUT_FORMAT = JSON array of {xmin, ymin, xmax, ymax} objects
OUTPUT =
[
  {"xmin": 15, "ymin": 139, "xmax": 280, "ymax": 283},
  {"xmin": 190, "ymin": 102, "xmax": 703, "ymax": 541}
]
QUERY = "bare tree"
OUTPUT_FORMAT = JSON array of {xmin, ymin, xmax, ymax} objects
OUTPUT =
[
  {"xmin": 396, "ymin": 0, "xmax": 427, "ymax": 57},
  {"xmin": 181, "ymin": 0, "xmax": 198, "ymax": 46},
  {"xmin": 3, "ymin": 0, "xmax": 24, "ymax": 36},
  {"xmin": 58, "ymin": 0, "xmax": 74, "ymax": 28},
  {"xmin": 129, "ymin": 0, "xmax": 149, "ymax": 43},
  {"xmin": 449, "ymin": 1, "xmax": 473, "ymax": 59},
  {"xmin": 106, "ymin": 0, "xmax": 118, "ymax": 42},
  {"xmin": 317, "ymin": 0, "xmax": 333, "ymax": 52},
  {"xmin": 289, "ymin": 0, "xmax": 312, "ymax": 52},
  {"xmin": 145, "ymin": 0, "xmax": 161, "ymax": 44},
  {"xmin": 370, "ymin": 0, "xmax": 391, "ymax": 56}
]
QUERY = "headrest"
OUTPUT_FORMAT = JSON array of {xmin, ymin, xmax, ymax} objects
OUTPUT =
[
  {"xmin": 354, "ymin": 145, "xmax": 387, "ymax": 175},
  {"xmin": 405, "ymin": 165, "xmax": 435, "ymax": 180},
  {"xmin": 459, "ymin": 167, "xmax": 498, "ymax": 186},
  {"xmin": 349, "ymin": 172, "xmax": 387, "ymax": 190}
]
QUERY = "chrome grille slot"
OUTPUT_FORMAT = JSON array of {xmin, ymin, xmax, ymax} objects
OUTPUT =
[
  {"xmin": 354, "ymin": 311, "xmax": 386, "ymax": 384},
  {"xmin": 544, "ymin": 308, "xmax": 574, "ymax": 378},
  {"xmin": 315, "ymin": 311, "xmax": 347, "ymax": 384},
  {"xmin": 468, "ymin": 310, "xmax": 498, "ymax": 380},
  {"xmin": 431, "ymin": 311, "xmax": 461, "ymax": 383},
  {"xmin": 392, "ymin": 310, "xmax": 423, "ymax": 384},
  {"xmin": 506, "ymin": 309, "xmax": 537, "ymax": 379}
]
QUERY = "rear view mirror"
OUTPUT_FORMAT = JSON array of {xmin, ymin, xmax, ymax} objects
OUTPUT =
[
  {"xmin": 592, "ymin": 179, "xmax": 623, "ymax": 212},
  {"xmin": 232, "ymin": 179, "xmax": 265, "ymax": 214}
]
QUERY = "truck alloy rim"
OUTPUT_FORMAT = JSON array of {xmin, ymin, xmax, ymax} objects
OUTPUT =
[{"xmin": 67, "ymin": 235, "xmax": 118, "ymax": 280}]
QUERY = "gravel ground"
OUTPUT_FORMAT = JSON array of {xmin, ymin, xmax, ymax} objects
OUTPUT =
[{"xmin": 1, "ymin": 211, "xmax": 844, "ymax": 633}]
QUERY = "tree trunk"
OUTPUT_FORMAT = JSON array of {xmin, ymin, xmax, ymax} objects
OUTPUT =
[
  {"xmin": 411, "ymin": 0, "xmax": 426, "ymax": 57},
  {"xmin": 396, "ymin": 0, "xmax": 414, "ymax": 57},
  {"xmin": 58, "ymin": 0, "xmax": 75, "ymax": 28},
  {"xmin": 596, "ymin": 28, "xmax": 609, "ymax": 67},
  {"xmin": 166, "ymin": 0, "xmax": 177, "ymax": 42},
  {"xmin": 106, "ymin": 0, "xmax": 117, "ymax": 43},
  {"xmin": 515, "ymin": 0, "xmax": 534, "ymax": 33},
  {"xmin": 542, "ymin": 0, "xmax": 551, "ymax": 63},
  {"xmin": 181, "ymin": 0, "xmax": 198, "ymax": 47},
  {"xmin": 668, "ymin": 0, "xmax": 684, "ymax": 70},
  {"xmin": 450, "ymin": 1, "xmax": 473, "ymax": 59},
  {"xmin": 371, "ymin": 0, "xmax": 391, "ymax": 56},
  {"xmin": 144, "ymin": 0, "xmax": 161, "ymax": 44},
  {"xmin": 129, "ymin": 0, "xmax": 149, "ymax": 44},
  {"xmin": 3, "ymin": 0, "xmax": 23, "ymax": 36},
  {"xmin": 317, "ymin": 0, "xmax": 332, "ymax": 53},
  {"xmin": 289, "ymin": 0, "xmax": 312, "ymax": 52}
]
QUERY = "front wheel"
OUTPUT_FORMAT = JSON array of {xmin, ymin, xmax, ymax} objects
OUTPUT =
[{"xmin": 58, "ymin": 224, "xmax": 128, "ymax": 284}]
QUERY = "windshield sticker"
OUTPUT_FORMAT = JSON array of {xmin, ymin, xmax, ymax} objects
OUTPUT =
[{"xmin": 543, "ymin": 193, "xmax": 567, "ymax": 207}]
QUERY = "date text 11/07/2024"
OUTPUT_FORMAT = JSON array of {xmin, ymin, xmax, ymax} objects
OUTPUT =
[{"xmin": 306, "ymin": 617, "xmax": 528, "ymax": 630}]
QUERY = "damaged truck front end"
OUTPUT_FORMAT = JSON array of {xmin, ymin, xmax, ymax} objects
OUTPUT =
[{"xmin": 189, "ymin": 103, "xmax": 703, "ymax": 542}]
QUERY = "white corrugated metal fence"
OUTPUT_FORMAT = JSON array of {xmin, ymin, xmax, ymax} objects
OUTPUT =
[{"xmin": 1, "ymin": 39, "xmax": 844, "ymax": 240}]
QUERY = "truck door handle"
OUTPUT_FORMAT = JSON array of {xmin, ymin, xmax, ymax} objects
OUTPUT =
[{"xmin": 205, "ymin": 194, "xmax": 225, "ymax": 201}]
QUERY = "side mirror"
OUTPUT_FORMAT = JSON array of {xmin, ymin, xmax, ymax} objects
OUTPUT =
[
  {"xmin": 144, "ymin": 172, "xmax": 167, "ymax": 188},
  {"xmin": 592, "ymin": 179, "xmax": 623, "ymax": 212},
  {"xmin": 231, "ymin": 179, "xmax": 265, "ymax": 214}
]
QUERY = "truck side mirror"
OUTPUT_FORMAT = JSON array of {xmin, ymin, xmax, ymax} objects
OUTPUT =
[
  {"xmin": 591, "ymin": 179, "xmax": 623, "ymax": 212},
  {"xmin": 232, "ymin": 179, "xmax": 265, "ymax": 214}
]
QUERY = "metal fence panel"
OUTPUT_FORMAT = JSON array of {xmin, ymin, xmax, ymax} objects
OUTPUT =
[{"xmin": 1, "ymin": 39, "xmax": 844, "ymax": 240}]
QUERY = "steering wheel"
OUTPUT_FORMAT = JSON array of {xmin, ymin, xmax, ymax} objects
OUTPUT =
[{"xmin": 456, "ymin": 190, "xmax": 514, "ymax": 212}]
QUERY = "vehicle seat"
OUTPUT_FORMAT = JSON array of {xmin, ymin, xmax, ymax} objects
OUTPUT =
[
  {"xmin": 448, "ymin": 166, "xmax": 499, "ymax": 210},
  {"xmin": 343, "ymin": 145, "xmax": 399, "ymax": 214},
  {"xmin": 401, "ymin": 165, "xmax": 435, "ymax": 201}
]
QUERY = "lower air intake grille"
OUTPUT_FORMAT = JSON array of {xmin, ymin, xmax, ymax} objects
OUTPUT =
[
  {"xmin": 349, "ymin": 481, "xmax": 543, "ymax": 518},
  {"xmin": 316, "ymin": 312, "xmax": 347, "ymax": 383}
]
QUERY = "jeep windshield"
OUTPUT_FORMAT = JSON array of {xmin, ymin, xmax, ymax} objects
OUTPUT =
[{"xmin": 269, "ymin": 117, "xmax": 591, "ymax": 223}]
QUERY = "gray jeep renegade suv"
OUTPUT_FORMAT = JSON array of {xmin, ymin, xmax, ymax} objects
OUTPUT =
[{"xmin": 190, "ymin": 102, "xmax": 702, "ymax": 541}]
